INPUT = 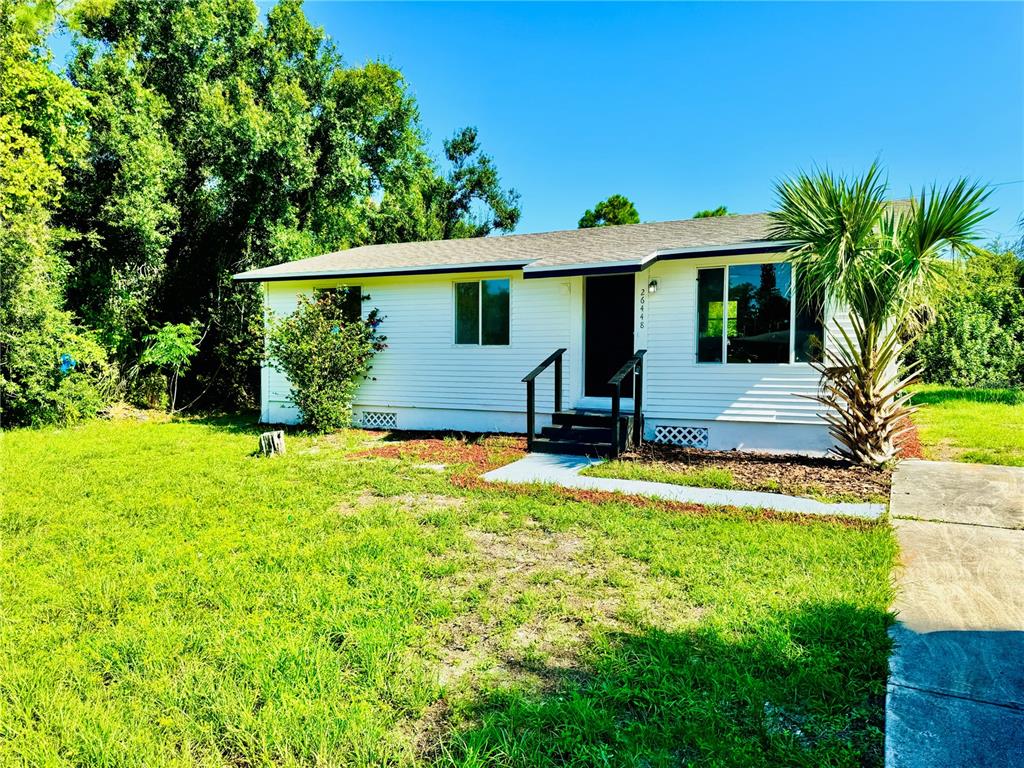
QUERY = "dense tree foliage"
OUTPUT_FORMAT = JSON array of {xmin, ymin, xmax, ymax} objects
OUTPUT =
[
  {"xmin": 578, "ymin": 194, "xmax": 639, "ymax": 228},
  {"xmin": 907, "ymin": 246, "xmax": 1024, "ymax": 388},
  {"xmin": 694, "ymin": 206, "xmax": 730, "ymax": 218},
  {"xmin": 0, "ymin": 0, "xmax": 114, "ymax": 426},
  {"xmin": 1, "ymin": 0, "xmax": 519, "ymax": 425}
]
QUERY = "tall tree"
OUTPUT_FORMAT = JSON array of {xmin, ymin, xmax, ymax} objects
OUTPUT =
[
  {"xmin": 769, "ymin": 164, "xmax": 991, "ymax": 466},
  {"xmin": 435, "ymin": 126, "xmax": 521, "ymax": 240},
  {"xmin": 370, "ymin": 126, "xmax": 521, "ymax": 243},
  {"xmin": 578, "ymin": 194, "xmax": 639, "ymax": 228},
  {"xmin": 61, "ymin": 39, "xmax": 180, "ymax": 365},
  {"xmin": 58, "ymin": 0, "xmax": 520, "ymax": 408}
]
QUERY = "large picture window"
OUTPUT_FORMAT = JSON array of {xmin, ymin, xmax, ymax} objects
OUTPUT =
[
  {"xmin": 455, "ymin": 278, "xmax": 510, "ymax": 345},
  {"xmin": 696, "ymin": 264, "xmax": 823, "ymax": 364}
]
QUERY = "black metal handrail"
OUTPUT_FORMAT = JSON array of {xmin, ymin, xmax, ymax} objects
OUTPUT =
[
  {"xmin": 610, "ymin": 349, "xmax": 647, "ymax": 457},
  {"xmin": 522, "ymin": 348, "xmax": 566, "ymax": 450}
]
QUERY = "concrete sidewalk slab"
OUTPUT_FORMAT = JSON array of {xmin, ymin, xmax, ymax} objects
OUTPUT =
[
  {"xmin": 482, "ymin": 452, "xmax": 886, "ymax": 518},
  {"xmin": 482, "ymin": 452, "xmax": 601, "ymax": 481},
  {"xmin": 886, "ymin": 460, "xmax": 1024, "ymax": 768},
  {"xmin": 885, "ymin": 684, "xmax": 1024, "ymax": 768},
  {"xmin": 889, "ymin": 519, "xmax": 1024, "ymax": 708},
  {"xmin": 891, "ymin": 460, "xmax": 1024, "ymax": 528}
]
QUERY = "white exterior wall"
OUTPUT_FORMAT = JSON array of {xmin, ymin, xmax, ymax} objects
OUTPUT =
[
  {"xmin": 259, "ymin": 251, "xmax": 846, "ymax": 454},
  {"xmin": 262, "ymin": 271, "xmax": 578, "ymax": 430}
]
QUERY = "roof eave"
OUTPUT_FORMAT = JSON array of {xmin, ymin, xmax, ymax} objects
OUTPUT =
[
  {"xmin": 520, "ymin": 240, "xmax": 796, "ymax": 279},
  {"xmin": 231, "ymin": 239, "xmax": 799, "ymax": 283},
  {"xmin": 232, "ymin": 259, "xmax": 532, "ymax": 283}
]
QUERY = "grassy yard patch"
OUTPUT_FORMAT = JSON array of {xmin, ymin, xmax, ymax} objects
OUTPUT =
[
  {"xmin": 910, "ymin": 384, "xmax": 1024, "ymax": 466},
  {"xmin": 1, "ymin": 417, "xmax": 896, "ymax": 766}
]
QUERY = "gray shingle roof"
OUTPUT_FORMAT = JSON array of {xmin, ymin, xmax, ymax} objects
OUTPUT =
[{"xmin": 233, "ymin": 213, "xmax": 781, "ymax": 282}]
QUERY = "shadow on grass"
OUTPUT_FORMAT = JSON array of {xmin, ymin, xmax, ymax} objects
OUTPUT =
[
  {"xmin": 911, "ymin": 387, "xmax": 1024, "ymax": 407},
  {"xmin": 180, "ymin": 416, "xmax": 519, "ymax": 444},
  {"xmin": 433, "ymin": 602, "xmax": 893, "ymax": 767},
  {"xmin": 181, "ymin": 412, "xmax": 287, "ymax": 436}
]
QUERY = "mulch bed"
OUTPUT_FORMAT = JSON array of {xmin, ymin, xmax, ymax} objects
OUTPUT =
[
  {"xmin": 609, "ymin": 442, "xmax": 893, "ymax": 502},
  {"xmin": 602, "ymin": 422, "xmax": 925, "ymax": 503},
  {"xmin": 897, "ymin": 422, "xmax": 924, "ymax": 460}
]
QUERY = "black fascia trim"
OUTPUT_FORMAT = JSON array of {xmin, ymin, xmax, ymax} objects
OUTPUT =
[
  {"xmin": 234, "ymin": 262, "xmax": 529, "ymax": 283},
  {"xmin": 522, "ymin": 243, "xmax": 789, "ymax": 279},
  {"xmin": 522, "ymin": 263, "xmax": 643, "ymax": 280},
  {"xmin": 655, "ymin": 243, "xmax": 787, "ymax": 261}
]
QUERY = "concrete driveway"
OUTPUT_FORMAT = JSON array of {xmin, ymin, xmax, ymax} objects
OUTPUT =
[{"xmin": 886, "ymin": 460, "xmax": 1024, "ymax": 768}]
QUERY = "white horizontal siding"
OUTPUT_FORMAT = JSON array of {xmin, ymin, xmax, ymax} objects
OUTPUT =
[
  {"xmin": 263, "ymin": 272, "xmax": 573, "ymax": 424},
  {"xmin": 259, "ymin": 250, "xmax": 850, "ymax": 441}
]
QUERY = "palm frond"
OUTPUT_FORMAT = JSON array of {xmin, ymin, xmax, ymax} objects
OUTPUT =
[
  {"xmin": 906, "ymin": 179, "xmax": 993, "ymax": 258},
  {"xmin": 770, "ymin": 165, "xmax": 989, "ymax": 466}
]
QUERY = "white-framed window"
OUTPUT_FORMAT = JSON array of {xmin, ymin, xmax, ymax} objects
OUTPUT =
[
  {"xmin": 454, "ymin": 278, "xmax": 510, "ymax": 345},
  {"xmin": 696, "ymin": 263, "xmax": 824, "ymax": 364}
]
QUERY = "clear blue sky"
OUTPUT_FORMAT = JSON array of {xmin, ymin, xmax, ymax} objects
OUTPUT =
[{"xmin": 292, "ymin": 1, "xmax": 1023, "ymax": 242}]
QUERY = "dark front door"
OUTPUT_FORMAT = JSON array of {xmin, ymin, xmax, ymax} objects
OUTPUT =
[{"xmin": 584, "ymin": 274, "xmax": 635, "ymax": 397}]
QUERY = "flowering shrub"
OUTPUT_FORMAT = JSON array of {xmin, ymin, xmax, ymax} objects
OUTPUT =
[{"xmin": 267, "ymin": 290, "xmax": 385, "ymax": 432}]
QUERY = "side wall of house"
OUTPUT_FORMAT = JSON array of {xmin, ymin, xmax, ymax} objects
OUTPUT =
[{"xmin": 262, "ymin": 271, "xmax": 578, "ymax": 431}]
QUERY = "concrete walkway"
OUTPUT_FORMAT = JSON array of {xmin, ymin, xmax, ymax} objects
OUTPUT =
[
  {"xmin": 482, "ymin": 452, "xmax": 886, "ymax": 518},
  {"xmin": 886, "ymin": 460, "xmax": 1024, "ymax": 768}
]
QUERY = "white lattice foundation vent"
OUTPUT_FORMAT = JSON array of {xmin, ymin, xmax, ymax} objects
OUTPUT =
[
  {"xmin": 360, "ymin": 411, "xmax": 397, "ymax": 430},
  {"xmin": 653, "ymin": 425, "xmax": 709, "ymax": 449}
]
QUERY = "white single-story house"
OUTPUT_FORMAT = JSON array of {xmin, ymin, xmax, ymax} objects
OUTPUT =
[{"xmin": 234, "ymin": 214, "xmax": 846, "ymax": 456}]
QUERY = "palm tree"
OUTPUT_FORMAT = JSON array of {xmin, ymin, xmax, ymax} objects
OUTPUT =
[{"xmin": 769, "ymin": 164, "xmax": 991, "ymax": 467}]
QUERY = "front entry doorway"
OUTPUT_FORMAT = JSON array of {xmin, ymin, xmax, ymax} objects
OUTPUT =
[{"xmin": 584, "ymin": 274, "xmax": 635, "ymax": 398}]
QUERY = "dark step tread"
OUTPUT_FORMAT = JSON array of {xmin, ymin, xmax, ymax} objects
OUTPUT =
[
  {"xmin": 529, "ymin": 436, "xmax": 616, "ymax": 458},
  {"xmin": 540, "ymin": 424, "xmax": 616, "ymax": 442},
  {"xmin": 552, "ymin": 410, "xmax": 633, "ymax": 428}
]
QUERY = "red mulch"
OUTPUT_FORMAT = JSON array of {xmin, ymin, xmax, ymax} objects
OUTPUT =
[
  {"xmin": 897, "ymin": 422, "xmax": 924, "ymax": 459},
  {"xmin": 350, "ymin": 432, "xmax": 527, "ymax": 474},
  {"xmin": 353, "ymin": 433, "xmax": 881, "ymax": 530}
]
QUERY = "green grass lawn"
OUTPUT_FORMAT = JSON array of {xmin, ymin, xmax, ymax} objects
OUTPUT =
[
  {"xmin": 910, "ymin": 384, "xmax": 1024, "ymax": 466},
  {"xmin": 1, "ymin": 417, "xmax": 896, "ymax": 767}
]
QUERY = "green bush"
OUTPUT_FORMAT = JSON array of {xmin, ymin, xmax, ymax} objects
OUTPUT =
[
  {"xmin": 0, "ymin": 310, "xmax": 115, "ymax": 427},
  {"xmin": 0, "ymin": 16, "xmax": 114, "ymax": 428},
  {"xmin": 911, "ymin": 298, "xmax": 1023, "ymax": 387},
  {"xmin": 909, "ymin": 249, "xmax": 1024, "ymax": 388},
  {"xmin": 0, "ymin": 123, "xmax": 114, "ymax": 427},
  {"xmin": 267, "ymin": 290, "xmax": 385, "ymax": 432}
]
